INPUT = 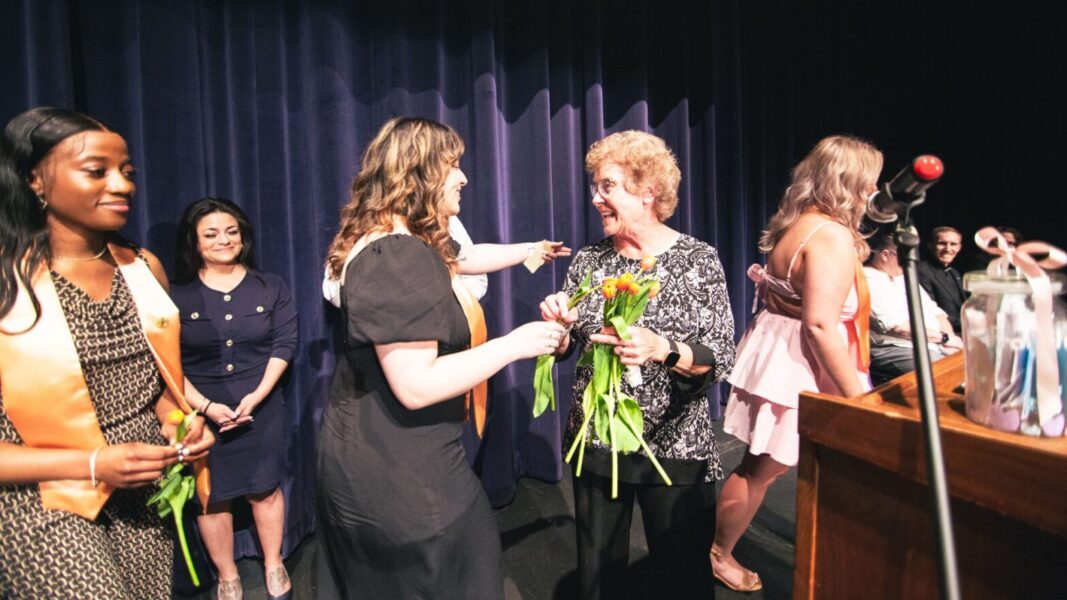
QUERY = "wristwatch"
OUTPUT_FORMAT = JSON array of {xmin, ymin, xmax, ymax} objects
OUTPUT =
[
  {"xmin": 663, "ymin": 339, "xmax": 681, "ymax": 368},
  {"xmin": 940, "ymin": 332, "xmax": 950, "ymax": 345}
]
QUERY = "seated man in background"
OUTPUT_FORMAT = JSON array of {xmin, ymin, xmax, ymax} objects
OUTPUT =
[
  {"xmin": 866, "ymin": 230, "xmax": 963, "ymax": 386},
  {"xmin": 917, "ymin": 225, "xmax": 966, "ymax": 333}
]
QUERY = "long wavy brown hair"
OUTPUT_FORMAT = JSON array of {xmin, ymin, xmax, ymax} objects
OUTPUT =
[
  {"xmin": 325, "ymin": 117, "xmax": 464, "ymax": 278},
  {"xmin": 759, "ymin": 135, "xmax": 882, "ymax": 260}
]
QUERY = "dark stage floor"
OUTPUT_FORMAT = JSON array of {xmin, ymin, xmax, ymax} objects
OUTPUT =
[{"xmin": 176, "ymin": 420, "xmax": 796, "ymax": 599}]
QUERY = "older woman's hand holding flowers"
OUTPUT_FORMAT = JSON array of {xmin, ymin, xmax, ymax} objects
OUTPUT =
[
  {"xmin": 534, "ymin": 258, "xmax": 671, "ymax": 498},
  {"xmin": 590, "ymin": 323, "xmax": 667, "ymax": 367}
]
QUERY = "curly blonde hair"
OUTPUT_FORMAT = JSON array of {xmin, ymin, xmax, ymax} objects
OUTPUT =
[
  {"xmin": 585, "ymin": 131, "xmax": 681, "ymax": 222},
  {"xmin": 325, "ymin": 117, "xmax": 464, "ymax": 278},
  {"xmin": 759, "ymin": 135, "xmax": 883, "ymax": 260}
]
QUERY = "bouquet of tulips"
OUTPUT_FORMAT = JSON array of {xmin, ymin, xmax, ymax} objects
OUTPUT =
[
  {"xmin": 533, "ymin": 257, "xmax": 671, "ymax": 498},
  {"xmin": 147, "ymin": 409, "xmax": 201, "ymax": 586}
]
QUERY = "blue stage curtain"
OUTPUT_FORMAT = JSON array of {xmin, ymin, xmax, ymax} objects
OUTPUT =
[{"xmin": 2, "ymin": 0, "xmax": 1061, "ymax": 559}]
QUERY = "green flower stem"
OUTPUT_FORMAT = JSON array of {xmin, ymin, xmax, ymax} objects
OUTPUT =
[
  {"xmin": 609, "ymin": 408, "xmax": 619, "ymax": 500},
  {"xmin": 565, "ymin": 403, "xmax": 597, "ymax": 465},
  {"xmin": 618, "ymin": 409, "xmax": 672, "ymax": 486},
  {"xmin": 170, "ymin": 483, "xmax": 198, "ymax": 587},
  {"xmin": 576, "ymin": 426, "xmax": 589, "ymax": 477}
]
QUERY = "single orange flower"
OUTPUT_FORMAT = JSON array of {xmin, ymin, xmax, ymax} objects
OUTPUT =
[
  {"xmin": 648, "ymin": 281, "xmax": 661, "ymax": 299},
  {"xmin": 617, "ymin": 272, "xmax": 634, "ymax": 292},
  {"xmin": 166, "ymin": 409, "xmax": 186, "ymax": 426},
  {"xmin": 640, "ymin": 256, "xmax": 657, "ymax": 271},
  {"xmin": 602, "ymin": 281, "xmax": 617, "ymax": 300}
]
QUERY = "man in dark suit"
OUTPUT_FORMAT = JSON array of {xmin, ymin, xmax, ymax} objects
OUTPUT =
[{"xmin": 917, "ymin": 226, "xmax": 966, "ymax": 332}]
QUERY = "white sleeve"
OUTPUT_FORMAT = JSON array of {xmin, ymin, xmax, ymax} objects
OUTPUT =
[{"xmin": 448, "ymin": 217, "xmax": 489, "ymax": 300}]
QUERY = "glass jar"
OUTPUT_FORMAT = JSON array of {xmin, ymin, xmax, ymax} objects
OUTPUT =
[{"xmin": 962, "ymin": 270, "xmax": 1067, "ymax": 436}]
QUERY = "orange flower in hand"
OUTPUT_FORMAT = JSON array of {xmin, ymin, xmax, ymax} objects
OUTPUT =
[
  {"xmin": 603, "ymin": 281, "xmax": 617, "ymax": 300},
  {"xmin": 617, "ymin": 272, "xmax": 634, "ymax": 293},
  {"xmin": 166, "ymin": 409, "xmax": 186, "ymax": 426},
  {"xmin": 640, "ymin": 256, "xmax": 657, "ymax": 271},
  {"xmin": 648, "ymin": 281, "xmax": 661, "ymax": 299}
]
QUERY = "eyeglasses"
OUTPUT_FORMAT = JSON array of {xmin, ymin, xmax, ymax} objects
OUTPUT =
[{"xmin": 589, "ymin": 178, "xmax": 620, "ymax": 198}]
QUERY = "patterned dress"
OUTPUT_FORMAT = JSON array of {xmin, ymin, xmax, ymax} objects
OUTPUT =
[
  {"xmin": 561, "ymin": 234, "xmax": 736, "ymax": 483},
  {"xmin": 0, "ymin": 268, "xmax": 173, "ymax": 599}
]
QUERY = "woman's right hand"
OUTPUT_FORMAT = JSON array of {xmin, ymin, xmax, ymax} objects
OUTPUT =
[
  {"xmin": 540, "ymin": 291, "xmax": 577, "ymax": 325},
  {"xmin": 506, "ymin": 320, "xmax": 568, "ymax": 360},
  {"xmin": 94, "ymin": 443, "xmax": 179, "ymax": 488}
]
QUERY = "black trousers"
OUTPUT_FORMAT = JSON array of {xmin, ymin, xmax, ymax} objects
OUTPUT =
[{"xmin": 572, "ymin": 469, "xmax": 716, "ymax": 600}]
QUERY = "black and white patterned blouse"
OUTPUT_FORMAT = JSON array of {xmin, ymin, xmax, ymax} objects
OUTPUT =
[{"xmin": 561, "ymin": 234, "xmax": 735, "ymax": 482}]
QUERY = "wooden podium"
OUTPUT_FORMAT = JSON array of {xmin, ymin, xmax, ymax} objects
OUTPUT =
[{"xmin": 795, "ymin": 353, "xmax": 1067, "ymax": 599}]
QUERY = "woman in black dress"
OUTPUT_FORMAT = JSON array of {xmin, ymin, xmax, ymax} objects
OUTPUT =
[
  {"xmin": 317, "ymin": 117, "xmax": 565, "ymax": 599},
  {"xmin": 0, "ymin": 107, "xmax": 213, "ymax": 599},
  {"xmin": 172, "ymin": 198, "xmax": 297, "ymax": 600}
]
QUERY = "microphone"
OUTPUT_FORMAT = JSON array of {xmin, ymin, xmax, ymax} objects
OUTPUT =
[{"xmin": 867, "ymin": 155, "xmax": 944, "ymax": 223}]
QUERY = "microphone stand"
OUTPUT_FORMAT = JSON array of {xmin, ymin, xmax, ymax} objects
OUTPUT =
[{"xmin": 893, "ymin": 213, "xmax": 961, "ymax": 600}]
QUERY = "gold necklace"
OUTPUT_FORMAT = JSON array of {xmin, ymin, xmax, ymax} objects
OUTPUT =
[{"xmin": 53, "ymin": 246, "xmax": 108, "ymax": 261}]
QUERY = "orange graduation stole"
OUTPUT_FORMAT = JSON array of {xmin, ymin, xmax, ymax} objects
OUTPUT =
[
  {"xmin": 0, "ymin": 243, "xmax": 209, "ymax": 520},
  {"xmin": 851, "ymin": 260, "xmax": 872, "ymax": 373},
  {"xmin": 451, "ymin": 278, "xmax": 489, "ymax": 437}
]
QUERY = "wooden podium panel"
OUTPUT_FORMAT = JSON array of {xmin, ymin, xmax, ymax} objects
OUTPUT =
[{"xmin": 795, "ymin": 353, "xmax": 1067, "ymax": 599}]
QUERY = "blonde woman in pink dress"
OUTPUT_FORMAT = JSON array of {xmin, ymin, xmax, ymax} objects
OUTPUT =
[{"xmin": 710, "ymin": 135, "xmax": 883, "ymax": 592}]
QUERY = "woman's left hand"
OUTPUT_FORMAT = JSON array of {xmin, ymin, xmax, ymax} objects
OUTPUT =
[
  {"xmin": 541, "ymin": 241, "xmax": 573, "ymax": 263},
  {"xmin": 230, "ymin": 392, "xmax": 265, "ymax": 424},
  {"xmin": 161, "ymin": 415, "xmax": 215, "ymax": 463},
  {"xmin": 589, "ymin": 325, "xmax": 665, "ymax": 366}
]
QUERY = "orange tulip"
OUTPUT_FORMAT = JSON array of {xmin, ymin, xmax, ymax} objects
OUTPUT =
[
  {"xmin": 640, "ymin": 256, "xmax": 657, "ymax": 271},
  {"xmin": 648, "ymin": 281, "xmax": 661, "ymax": 299},
  {"xmin": 602, "ymin": 281, "xmax": 617, "ymax": 300},
  {"xmin": 617, "ymin": 272, "xmax": 634, "ymax": 292},
  {"xmin": 166, "ymin": 409, "xmax": 186, "ymax": 426}
]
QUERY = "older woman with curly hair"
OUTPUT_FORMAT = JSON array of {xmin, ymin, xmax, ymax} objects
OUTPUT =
[
  {"xmin": 541, "ymin": 130, "xmax": 736, "ymax": 599},
  {"xmin": 710, "ymin": 135, "xmax": 882, "ymax": 592}
]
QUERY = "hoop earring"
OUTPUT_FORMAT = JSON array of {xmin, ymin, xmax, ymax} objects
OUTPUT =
[{"xmin": 37, "ymin": 194, "xmax": 47, "ymax": 209}]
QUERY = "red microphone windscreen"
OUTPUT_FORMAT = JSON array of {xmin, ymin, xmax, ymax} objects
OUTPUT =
[{"xmin": 912, "ymin": 155, "xmax": 944, "ymax": 181}]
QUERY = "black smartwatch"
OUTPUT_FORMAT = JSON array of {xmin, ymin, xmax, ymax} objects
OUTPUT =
[
  {"xmin": 940, "ymin": 332, "xmax": 950, "ymax": 345},
  {"xmin": 663, "ymin": 339, "xmax": 681, "ymax": 368}
]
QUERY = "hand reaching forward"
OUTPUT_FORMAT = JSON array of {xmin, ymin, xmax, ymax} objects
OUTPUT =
[{"xmin": 506, "ymin": 321, "xmax": 568, "ymax": 360}]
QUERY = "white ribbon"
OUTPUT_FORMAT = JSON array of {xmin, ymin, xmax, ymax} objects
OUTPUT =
[{"xmin": 975, "ymin": 227, "xmax": 1067, "ymax": 434}]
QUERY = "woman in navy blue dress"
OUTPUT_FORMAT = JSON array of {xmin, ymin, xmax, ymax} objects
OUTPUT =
[{"xmin": 171, "ymin": 198, "xmax": 297, "ymax": 600}]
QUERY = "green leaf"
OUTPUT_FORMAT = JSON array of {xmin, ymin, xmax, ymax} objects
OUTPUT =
[
  {"xmin": 532, "ymin": 355, "xmax": 556, "ymax": 417},
  {"xmin": 612, "ymin": 395, "xmax": 643, "ymax": 453},
  {"xmin": 176, "ymin": 410, "xmax": 198, "ymax": 442},
  {"xmin": 576, "ymin": 349, "xmax": 594, "ymax": 367},
  {"xmin": 567, "ymin": 269, "xmax": 595, "ymax": 309},
  {"xmin": 608, "ymin": 315, "xmax": 631, "ymax": 341},
  {"xmin": 148, "ymin": 472, "xmax": 181, "ymax": 506},
  {"xmin": 623, "ymin": 285, "xmax": 653, "ymax": 325},
  {"xmin": 592, "ymin": 345, "xmax": 614, "ymax": 396},
  {"xmin": 593, "ymin": 393, "xmax": 614, "ymax": 445}
]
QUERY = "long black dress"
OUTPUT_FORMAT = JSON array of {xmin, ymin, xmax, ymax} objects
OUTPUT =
[{"xmin": 316, "ymin": 235, "xmax": 502, "ymax": 600}]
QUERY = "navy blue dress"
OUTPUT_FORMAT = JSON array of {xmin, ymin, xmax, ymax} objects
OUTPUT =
[{"xmin": 172, "ymin": 270, "xmax": 298, "ymax": 503}]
